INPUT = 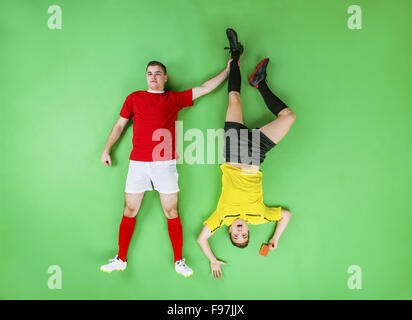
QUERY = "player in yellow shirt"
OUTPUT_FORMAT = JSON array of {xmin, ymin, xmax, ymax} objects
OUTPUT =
[{"xmin": 197, "ymin": 29, "xmax": 296, "ymax": 279}]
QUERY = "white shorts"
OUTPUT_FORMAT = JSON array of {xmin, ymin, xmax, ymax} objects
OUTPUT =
[{"xmin": 125, "ymin": 160, "xmax": 179, "ymax": 194}]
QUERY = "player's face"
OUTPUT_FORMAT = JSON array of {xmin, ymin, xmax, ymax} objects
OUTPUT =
[
  {"xmin": 146, "ymin": 65, "xmax": 167, "ymax": 91},
  {"xmin": 229, "ymin": 219, "xmax": 249, "ymax": 245}
]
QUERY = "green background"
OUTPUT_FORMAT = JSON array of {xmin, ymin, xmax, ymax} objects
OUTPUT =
[{"xmin": 1, "ymin": 0, "xmax": 411, "ymax": 300}]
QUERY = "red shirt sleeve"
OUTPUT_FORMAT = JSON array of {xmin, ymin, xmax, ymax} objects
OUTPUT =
[
  {"xmin": 174, "ymin": 89, "xmax": 194, "ymax": 111},
  {"xmin": 119, "ymin": 93, "xmax": 134, "ymax": 119}
]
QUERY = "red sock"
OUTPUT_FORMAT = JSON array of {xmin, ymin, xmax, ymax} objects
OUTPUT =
[
  {"xmin": 167, "ymin": 217, "xmax": 183, "ymax": 262},
  {"xmin": 118, "ymin": 216, "xmax": 136, "ymax": 262}
]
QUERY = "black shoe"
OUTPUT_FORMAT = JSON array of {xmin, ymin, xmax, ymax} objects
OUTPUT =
[
  {"xmin": 225, "ymin": 28, "xmax": 244, "ymax": 55},
  {"xmin": 248, "ymin": 58, "xmax": 269, "ymax": 88}
]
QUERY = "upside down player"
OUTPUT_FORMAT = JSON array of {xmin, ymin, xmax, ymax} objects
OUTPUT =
[
  {"xmin": 197, "ymin": 29, "xmax": 296, "ymax": 279},
  {"xmin": 100, "ymin": 59, "xmax": 231, "ymax": 277}
]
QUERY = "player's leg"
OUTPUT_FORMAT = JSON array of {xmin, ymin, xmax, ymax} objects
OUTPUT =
[
  {"xmin": 100, "ymin": 192, "xmax": 145, "ymax": 273},
  {"xmin": 150, "ymin": 160, "xmax": 193, "ymax": 277},
  {"xmin": 159, "ymin": 192, "xmax": 179, "ymax": 219},
  {"xmin": 226, "ymin": 91, "xmax": 243, "ymax": 124},
  {"xmin": 249, "ymin": 58, "xmax": 296, "ymax": 144},
  {"xmin": 117, "ymin": 162, "xmax": 152, "ymax": 262},
  {"xmin": 100, "ymin": 161, "xmax": 152, "ymax": 273},
  {"xmin": 118, "ymin": 192, "xmax": 145, "ymax": 259},
  {"xmin": 158, "ymin": 193, "xmax": 180, "ymax": 261},
  {"xmin": 259, "ymin": 108, "xmax": 296, "ymax": 144},
  {"xmin": 123, "ymin": 192, "xmax": 145, "ymax": 217},
  {"xmin": 159, "ymin": 192, "xmax": 193, "ymax": 277},
  {"xmin": 225, "ymin": 28, "xmax": 244, "ymax": 124},
  {"xmin": 224, "ymin": 28, "xmax": 252, "ymax": 165}
]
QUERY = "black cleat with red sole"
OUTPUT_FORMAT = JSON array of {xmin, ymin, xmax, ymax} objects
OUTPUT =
[{"xmin": 248, "ymin": 58, "xmax": 269, "ymax": 88}]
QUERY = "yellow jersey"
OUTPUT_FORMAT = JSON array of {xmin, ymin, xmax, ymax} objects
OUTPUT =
[{"xmin": 204, "ymin": 163, "xmax": 282, "ymax": 233}]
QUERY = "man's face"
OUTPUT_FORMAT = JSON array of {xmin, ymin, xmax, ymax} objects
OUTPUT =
[
  {"xmin": 146, "ymin": 65, "xmax": 167, "ymax": 91},
  {"xmin": 229, "ymin": 219, "xmax": 249, "ymax": 245}
]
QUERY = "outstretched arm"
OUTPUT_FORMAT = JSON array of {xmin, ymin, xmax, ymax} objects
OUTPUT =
[
  {"xmin": 268, "ymin": 209, "xmax": 292, "ymax": 250},
  {"xmin": 197, "ymin": 225, "xmax": 227, "ymax": 279},
  {"xmin": 192, "ymin": 60, "xmax": 232, "ymax": 100}
]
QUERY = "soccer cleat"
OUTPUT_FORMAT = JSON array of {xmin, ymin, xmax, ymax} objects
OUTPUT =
[
  {"xmin": 224, "ymin": 28, "xmax": 244, "ymax": 55},
  {"xmin": 175, "ymin": 258, "xmax": 194, "ymax": 278},
  {"xmin": 248, "ymin": 58, "xmax": 269, "ymax": 88},
  {"xmin": 100, "ymin": 255, "xmax": 127, "ymax": 273}
]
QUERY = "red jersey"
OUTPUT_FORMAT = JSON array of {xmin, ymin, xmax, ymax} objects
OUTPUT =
[{"xmin": 119, "ymin": 89, "xmax": 193, "ymax": 161}]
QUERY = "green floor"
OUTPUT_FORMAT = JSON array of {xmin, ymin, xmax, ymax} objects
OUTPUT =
[{"xmin": 1, "ymin": 0, "xmax": 411, "ymax": 299}]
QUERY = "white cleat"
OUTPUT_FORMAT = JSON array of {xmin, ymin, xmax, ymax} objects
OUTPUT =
[
  {"xmin": 175, "ymin": 258, "xmax": 194, "ymax": 278},
  {"xmin": 100, "ymin": 255, "xmax": 127, "ymax": 273}
]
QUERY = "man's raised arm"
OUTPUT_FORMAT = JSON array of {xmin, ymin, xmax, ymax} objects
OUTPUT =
[
  {"xmin": 192, "ymin": 59, "xmax": 232, "ymax": 100},
  {"xmin": 197, "ymin": 225, "xmax": 227, "ymax": 279}
]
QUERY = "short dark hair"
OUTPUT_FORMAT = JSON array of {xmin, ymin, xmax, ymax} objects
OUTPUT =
[
  {"xmin": 146, "ymin": 61, "xmax": 167, "ymax": 74},
  {"xmin": 230, "ymin": 231, "xmax": 249, "ymax": 249}
]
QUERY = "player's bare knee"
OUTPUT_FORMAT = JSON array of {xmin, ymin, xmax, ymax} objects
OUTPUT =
[
  {"xmin": 229, "ymin": 91, "xmax": 241, "ymax": 99},
  {"xmin": 229, "ymin": 92, "xmax": 241, "ymax": 104},
  {"xmin": 279, "ymin": 108, "xmax": 296, "ymax": 121},
  {"xmin": 164, "ymin": 207, "xmax": 178, "ymax": 219},
  {"xmin": 124, "ymin": 204, "xmax": 138, "ymax": 217}
]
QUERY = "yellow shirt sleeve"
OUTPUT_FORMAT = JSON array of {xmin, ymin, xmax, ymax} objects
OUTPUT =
[
  {"xmin": 204, "ymin": 210, "xmax": 223, "ymax": 234},
  {"xmin": 263, "ymin": 206, "xmax": 282, "ymax": 222}
]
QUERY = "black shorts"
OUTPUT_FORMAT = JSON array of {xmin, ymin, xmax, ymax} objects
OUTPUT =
[{"xmin": 224, "ymin": 121, "xmax": 276, "ymax": 165}]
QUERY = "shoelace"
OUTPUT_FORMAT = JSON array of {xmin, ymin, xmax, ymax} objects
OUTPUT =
[
  {"xmin": 177, "ymin": 258, "xmax": 187, "ymax": 267},
  {"xmin": 179, "ymin": 260, "xmax": 192, "ymax": 271},
  {"xmin": 224, "ymin": 42, "xmax": 243, "ymax": 52},
  {"xmin": 224, "ymin": 46, "xmax": 238, "ymax": 51}
]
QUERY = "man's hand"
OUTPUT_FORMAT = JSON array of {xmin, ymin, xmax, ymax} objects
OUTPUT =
[
  {"xmin": 197, "ymin": 225, "xmax": 226, "ymax": 279},
  {"xmin": 210, "ymin": 259, "xmax": 227, "ymax": 280},
  {"xmin": 226, "ymin": 58, "xmax": 232, "ymax": 71},
  {"xmin": 101, "ymin": 151, "xmax": 112, "ymax": 166},
  {"xmin": 226, "ymin": 58, "xmax": 240, "ymax": 70},
  {"xmin": 268, "ymin": 237, "xmax": 278, "ymax": 251}
]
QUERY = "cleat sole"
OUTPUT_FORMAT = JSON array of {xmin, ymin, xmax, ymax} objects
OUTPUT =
[
  {"xmin": 100, "ymin": 268, "xmax": 125, "ymax": 273},
  {"xmin": 100, "ymin": 269, "xmax": 112, "ymax": 273},
  {"xmin": 178, "ymin": 272, "xmax": 194, "ymax": 278}
]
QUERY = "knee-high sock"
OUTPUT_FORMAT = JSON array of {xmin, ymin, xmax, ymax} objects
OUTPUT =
[
  {"xmin": 228, "ymin": 56, "xmax": 241, "ymax": 93},
  {"xmin": 257, "ymin": 81, "xmax": 288, "ymax": 116},
  {"xmin": 118, "ymin": 216, "xmax": 136, "ymax": 262},
  {"xmin": 167, "ymin": 217, "xmax": 183, "ymax": 262}
]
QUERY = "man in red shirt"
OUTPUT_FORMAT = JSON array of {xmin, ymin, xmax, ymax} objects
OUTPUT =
[{"xmin": 100, "ymin": 60, "xmax": 230, "ymax": 277}]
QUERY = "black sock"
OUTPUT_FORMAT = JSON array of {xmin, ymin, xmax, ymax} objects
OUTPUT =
[
  {"xmin": 231, "ymin": 50, "xmax": 241, "ymax": 60},
  {"xmin": 228, "ymin": 56, "xmax": 241, "ymax": 93},
  {"xmin": 257, "ymin": 81, "xmax": 288, "ymax": 116}
]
